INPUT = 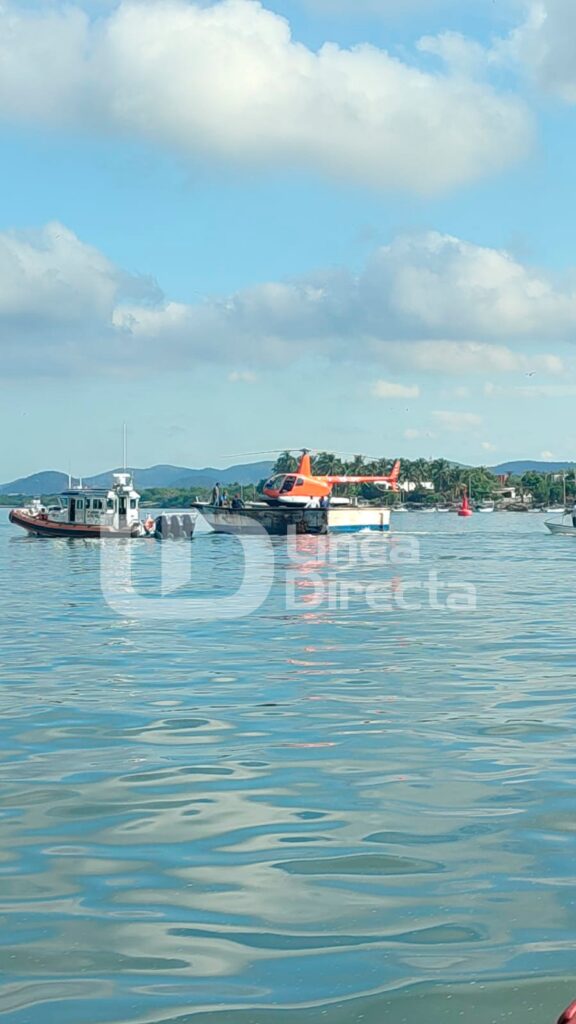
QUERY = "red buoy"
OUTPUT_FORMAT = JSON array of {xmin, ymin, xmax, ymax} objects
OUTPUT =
[{"xmin": 458, "ymin": 488, "xmax": 473, "ymax": 517}]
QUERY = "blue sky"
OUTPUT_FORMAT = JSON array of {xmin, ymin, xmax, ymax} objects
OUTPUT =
[{"xmin": 1, "ymin": 0, "xmax": 576, "ymax": 479}]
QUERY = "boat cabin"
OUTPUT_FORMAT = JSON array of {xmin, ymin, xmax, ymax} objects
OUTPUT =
[{"xmin": 54, "ymin": 473, "xmax": 141, "ymax": 530}]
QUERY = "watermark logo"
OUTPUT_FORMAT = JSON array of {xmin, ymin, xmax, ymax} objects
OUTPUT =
[
  {"xmin": 99, "ymin": 527, "xmax": 477, "ymax": 621},
  {"xmin": 100, "ymin": 518, "xmax": 276, "ymax": 621},
  {"xmin": 285, "ymin": 533, "xmax": 476, "ymax": 612}
]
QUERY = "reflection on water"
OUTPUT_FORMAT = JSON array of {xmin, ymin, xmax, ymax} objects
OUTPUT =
[{"xmin": 1, "ymin": 510, "xmax": 576, "ymax": 1023}]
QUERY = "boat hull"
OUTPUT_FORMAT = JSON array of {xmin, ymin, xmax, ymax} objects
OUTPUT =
[
  {"xmin": 194, "ymin": 504, "xmax": 327, "ymax": 535},
  {"xmin": 545, "ymin": 520, "xmax": 576, "ymax": 535},
  {"xmin": 194, "ymin": 504, "xmax": 391, "ymax": 535},
  {"xmin": 327, "ymin": 507, "xmax": 391, "ymax": 532}
]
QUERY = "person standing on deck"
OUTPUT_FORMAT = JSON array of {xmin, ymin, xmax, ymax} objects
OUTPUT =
[{"xmin": 211, "ymin": 482, "xmax": 221, "ymax": 507}]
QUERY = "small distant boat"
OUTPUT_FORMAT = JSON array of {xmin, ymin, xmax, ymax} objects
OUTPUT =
[
  {"xmin": 458, "ymin": 489, "xmax": 473, "ymax": 517},
  {"xmin": 545, "ymin": 512, "xmax": 576, "ymax": 535},
  {"xmin": 476, "ymin": 500, "xmax": 495, "ymax": 513}
]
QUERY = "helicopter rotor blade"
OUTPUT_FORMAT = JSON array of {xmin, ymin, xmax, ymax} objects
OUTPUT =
[
  {"xmin": 223, "ymin": 448, "xmax": 399, "ymax": 462},
  {"xmin": 222, "ymin": 450, "xmax": 290, "ymax": 457},
  {"xmin": 223, "ymin": 448, "xmax": 311, "ymax": 457}
]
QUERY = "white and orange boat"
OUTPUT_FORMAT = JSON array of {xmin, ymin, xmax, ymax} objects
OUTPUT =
[{"xmin": 9, "ymin": 473, "xmax": 156, "ymax": 538}]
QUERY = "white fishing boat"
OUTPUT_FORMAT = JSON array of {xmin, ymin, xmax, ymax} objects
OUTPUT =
[
  {"xmin": 477, "ymin": 500, "xmax": 495, "ymax": 513},
  {"xmin": 545, "ymin": 512, "xmax": 576, "ymax": 535}
]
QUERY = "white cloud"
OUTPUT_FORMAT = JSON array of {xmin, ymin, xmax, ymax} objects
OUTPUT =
[
  {"xmin": 364, "ymin": 233, "xmax": 576, "ymax": 344},
  {"xmin": 418, "ymin": 31, "xmax": 491, "ymax": 78},
  {"xmin": 506, "ymin": 0, "xmax": 576, "ymax": 102},
  {"xmin": 0, "ymin": 0, "xmax": 532, "ymax": 193},
  {"xmin": 481, "ymin": 441, "xmax": 497, "ymax": 452},
  {"xmin": 518, "ymin": 384, "xmax": 576, "ymax": 398},
  {"xmin": 433, "ymin": 411, "xmax": 482, "ymax": 432},
  {"xmin": 541, "ymin": 449, "xmax": 556, "ymax": 459},
  {"xmin": 228, "ymin": 370, "xmax": 257, "ymax": 382},
  {"xmin": 485, "ymin": 382, "xmax": 576, "ymax": 399},
  {"xmin": 295, "ymin": 0, "xmax": 483, "ymax": 12},
  {"xmin": 386, "ymin": 342, "xmax": 565, "ymax": 377},
  {"xmin": 1, "ymin": 221, "xmax": 575, "ymax": 378},
  {"xmin": 404, "ymin": 427, "xmax": 436, "ymax": 440},
  {"xmin": 0, "ymin": 223, "xmax": 116, "ymax": 323},
  {"xmin": 371, "ymin": 380, "xmax": 420, "ymax": 399},
  {"xmin": 0, "ymin": 222, "xmax": 161, "ymax": 372}
]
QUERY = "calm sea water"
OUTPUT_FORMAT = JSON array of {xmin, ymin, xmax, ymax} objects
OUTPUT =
[{"xmin": 1, "ymin": 508, "xmax": 576, "ymax": 1024}]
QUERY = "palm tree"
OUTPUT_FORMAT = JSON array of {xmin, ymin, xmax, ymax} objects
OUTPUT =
[
  {"xmin": 314, "ymin": 452, "xmax": 344, "ymax": 475},
  {"xmin": 429, "ymin": 458, "xmax": 453, "ymax": 494},
  {"xmin": 273, "ymin": 451, "xmax": 298, "ymax": 474},
  {"xmin": 469, "ymin": 466, "xmax": 497, "ymax": 501},
  {"xmin": 409, "ymin": 459, "xmax": 430, "ymax": 486},
  {"xmin": 345, "ymin": 454, "xmax": 367, "ymax": 476}
]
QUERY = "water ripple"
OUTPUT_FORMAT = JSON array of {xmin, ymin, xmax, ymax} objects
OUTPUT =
[{"xmin": 1, "ymin": 510, "xmax": 575, "ymax": 1023}]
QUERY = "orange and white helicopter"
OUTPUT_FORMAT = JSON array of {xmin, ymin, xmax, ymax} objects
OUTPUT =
[{"xmin": 262, "ymin": 450, "xmax": 401, "ymax": 507}]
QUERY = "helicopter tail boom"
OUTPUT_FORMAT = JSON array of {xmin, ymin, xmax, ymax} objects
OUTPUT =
[{"xmin": 325, "ymin": 460, "xmax": 401, "ymax": 491}]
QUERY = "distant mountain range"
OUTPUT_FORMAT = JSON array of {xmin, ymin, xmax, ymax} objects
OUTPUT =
[
  {"xmin": 0, "ymin": 461, "xmax": 275, "ymax": 495},
  {"xmin": 490, "ymin": 461, "xmax": 576, "ymax": 475},
  {"xmin": 2, "ymin": 458, "xmax": 575, "ymax": 495}
]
